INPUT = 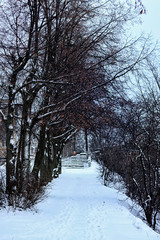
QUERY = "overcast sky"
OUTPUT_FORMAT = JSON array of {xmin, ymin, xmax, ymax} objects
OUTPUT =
[{"xmin": 138, "ymin": 0, "xmax": 160, "ymax": 41}]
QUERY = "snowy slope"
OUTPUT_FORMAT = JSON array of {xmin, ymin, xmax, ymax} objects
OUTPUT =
[{"xmin": 0, "ymin": 161, "xmax": 160, "ymax": 240}]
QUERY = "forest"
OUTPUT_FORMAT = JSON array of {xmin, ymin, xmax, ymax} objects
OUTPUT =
[{"xmin": 0, "ymin": 0, "xmax": 160, "ymax": 231}]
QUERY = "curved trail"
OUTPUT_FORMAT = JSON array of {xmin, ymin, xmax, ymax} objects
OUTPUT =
[{"xmin": 0, "ymin": 161, "xmax": 159, "ymax": 240}]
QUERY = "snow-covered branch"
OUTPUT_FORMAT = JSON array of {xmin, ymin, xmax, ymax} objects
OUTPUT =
[{"xmin": 0, "ymin": 110, "xmax": 7, "ymax": 122}]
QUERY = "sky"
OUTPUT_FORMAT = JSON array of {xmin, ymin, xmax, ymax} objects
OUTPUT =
[{"xmin": 138, "ymin": 0, "xmax": 160, "ymax": 41}]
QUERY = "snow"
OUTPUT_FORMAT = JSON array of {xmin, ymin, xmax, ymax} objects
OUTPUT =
[
  {"xmin": 10, "ymin": 137, "xmax": 15, "ymax": 146},
  {"xmin": 0, "ymin": 110, "xmax": 6, "ymax": 121},
  {"xmin": 8, "ymin": 124, "xmax": 13, "ymax": 130},
  {"xmin": 0, "ymin": 161, "xmax": 160, "ymax": 240}
]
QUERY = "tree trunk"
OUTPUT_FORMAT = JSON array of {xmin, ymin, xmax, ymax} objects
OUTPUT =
[
  {"xmin": 52, "ymin": 142, "xmax": 63, "ymax": 178},
  {"xmin": 32, "ymin": 124, "xmax": 46, "ymax": 181},
  {"xmin": 145, "ymin": 206, "xmax": 153, "ymax": 228},
  {"xmin": 6, "ymin": 86, "xmax": 16, "ymax": 197},
  {"xmin": 85, "ymin": 128, "xmax": 88, "ymax": 158}
]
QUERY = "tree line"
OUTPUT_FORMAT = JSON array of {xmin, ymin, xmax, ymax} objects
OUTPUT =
[
  {"xmin": 0, "ymin": 0, "xmax": 153, "ymax": 209},
  {"xmin": 93, "ymin": 57, "xmax": 160, "ymax": 230}
]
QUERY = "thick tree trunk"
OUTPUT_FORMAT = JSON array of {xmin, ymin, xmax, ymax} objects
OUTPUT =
[
  {"xmin": 52, "ymin": 142, "xmax": 63, "ymax": 178},
  {"xmin": 32, "ymin": 124, "xmax": 46, "ymax": 181},
  {"xmin": 6, "ymin": 86, "xmax": 16, "ymax": 197}
]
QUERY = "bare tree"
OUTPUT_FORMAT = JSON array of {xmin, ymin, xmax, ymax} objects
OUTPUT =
[{"xmin": 0, "ymin": 0, "xmax": 153, "ymax": 208}]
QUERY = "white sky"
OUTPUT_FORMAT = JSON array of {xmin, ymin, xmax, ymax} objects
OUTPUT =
[{"xmin": 138, "ymin": 0, "xmax": 160, "ymax": 41}]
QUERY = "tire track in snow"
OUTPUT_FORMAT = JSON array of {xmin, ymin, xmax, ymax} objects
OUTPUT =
[
  {"xmin": 52, "ymin": 199, "xmax": 78, "ymax": 240},
  {"xmin": 84, "ymin": 201, "xmax": 109, "ymax": 240},
  {"xmin": 22, "ymin": 199, "xmax": 76, "ymax": 240}
]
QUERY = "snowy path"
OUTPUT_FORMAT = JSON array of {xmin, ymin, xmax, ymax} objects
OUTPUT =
[{"xmin": 0, "ymin": 161, "xmax": 160, "ymax": 240}]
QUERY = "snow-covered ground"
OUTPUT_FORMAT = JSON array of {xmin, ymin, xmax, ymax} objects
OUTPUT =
[{"xmin": 0, "ymin": 161, "xmax": 160, "ymax": 240}]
